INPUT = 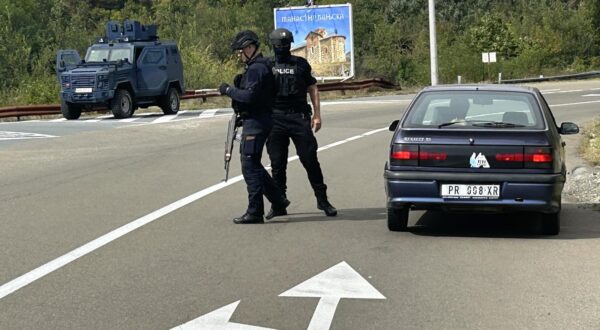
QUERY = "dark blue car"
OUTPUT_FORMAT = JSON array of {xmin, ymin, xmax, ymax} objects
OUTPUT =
[{"xmin": 384, "ymin": 85, "xmax": 579, "ymax": 235}]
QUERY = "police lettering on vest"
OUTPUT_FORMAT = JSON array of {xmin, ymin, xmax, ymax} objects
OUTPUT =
[{"xmin": 273, "ymin": 67, "xmax": 295, "ymax": 75}]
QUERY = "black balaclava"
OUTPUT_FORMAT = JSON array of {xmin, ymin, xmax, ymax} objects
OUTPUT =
[{"xmin": 274, "ymin": 45, "xmax": 291, "ymax": 62}]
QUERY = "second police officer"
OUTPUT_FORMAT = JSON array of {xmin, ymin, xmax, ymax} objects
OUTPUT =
[
  {"xmin": 265, "ymin": 28, "xmax": 337, "ymax": 219},
  {"xmin": 219, "ymin": 30, "xmax": 290, "ymax": 224}
]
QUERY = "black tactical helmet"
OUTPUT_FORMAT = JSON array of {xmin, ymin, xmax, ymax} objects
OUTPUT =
[
  {"xmin": 230, "ymin": 30, "xmax": 260, "ymax": 51},
  {"xmin": 269, "ymin": 28, "xmax": 294, "ymax": 47}
]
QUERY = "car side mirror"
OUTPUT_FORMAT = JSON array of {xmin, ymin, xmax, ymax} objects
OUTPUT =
[
  {"xmin": 389, "ymin": 120, "xmax": 399, "ymax": 131},
  {"xmin": 58, "ymin": 60, "xmax": 66, "ymax": 72},
  {"xmin": 559, "ymin": 122, "xmax": 579, "ymax": 135}
]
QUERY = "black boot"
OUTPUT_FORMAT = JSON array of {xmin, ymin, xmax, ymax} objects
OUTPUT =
[
  {"xmin": 266, "ymin": 198, "xmax": 290, "ymax": 220},
  {"xmin": 314, "ymin": 184, "xmax": 337, "ymax": 217},
  {"xmin": 233, "ymin": 213, "xmax": 264, "ymax": 224}
]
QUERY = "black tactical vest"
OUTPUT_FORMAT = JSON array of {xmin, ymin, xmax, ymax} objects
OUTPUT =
[
  {"xmin": 272, "ymin": 57, "xmax": 308, "ymax": 111},
  {"xmin": 234, "ymin": 56, "xmax": 274, "ymax": 117}
]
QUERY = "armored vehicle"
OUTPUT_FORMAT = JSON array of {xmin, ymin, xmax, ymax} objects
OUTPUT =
[{"xmin": 56, "ymin": 20, "xmax": 185, "ymax": 119}]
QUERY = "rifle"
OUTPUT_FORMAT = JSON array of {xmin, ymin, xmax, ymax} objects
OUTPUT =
[
  {"xmin": 223, "ymin": 112, "xmax": 240, "ymax": 182},
  {"xmin": 223, "ymin": 73, "xmax": 244, "ymax": 181}
]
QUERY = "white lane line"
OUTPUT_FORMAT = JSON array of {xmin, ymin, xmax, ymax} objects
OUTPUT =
[
  {"xmin": 119, "ymin": 117, "xmax": 140, "ymax": 123},
  {"xmin": 541, "ymin": 89, "xmax": 560, "ymax": 93},
  {"xmin": 199, "ymin": 109, "xmax": 219, "ymax": 118},
  {"xmin": 582, "ymin": 94, "xmax": 600, "ymax": 97},
  {"xmin": 543, "ymin": 89, "xmax": 584, "ymax": 94},
  {"xmin": 0, "ymin": 126, "xmax": 389, "ymax": 300},
  {"xmin": 0, "ymin": 131, "xmax": 57, "ymax": 140},
  {"xmin": 551, "ymin": 100, "xmax": 600, "ymax": 107},
  {"xmin": 152, "ymin": 114, "xmax": 178, "ymax": 123},
  {"xmin": 322, "ymin": 100, "xmax": 411, "ymax": 106}
]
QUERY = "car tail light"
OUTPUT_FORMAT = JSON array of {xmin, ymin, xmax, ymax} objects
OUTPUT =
[
  {"xmin": 390, "ymin": 145, "xmax": 448, "ymax": 165},
  {"xmin": 495, "ymin": 153, "xmax": 523, "ymax": 162},
  {"xmin": 419, "ymin": 151, "xmax": 447, "ymax": 161},
  {"xmin": 495, "ymin": 147, "xmax": 552, "ymax": 168},
  {"xmin": 524, "ymin": 147, "xmax": 553, "ymax": 168},
  {"xmin": 390, "ymin": 145, "xmax": 418, "ymax": 166},
  {"xmin": 392, "ymin": 150, "xmax": 417, "ymax": 160}
]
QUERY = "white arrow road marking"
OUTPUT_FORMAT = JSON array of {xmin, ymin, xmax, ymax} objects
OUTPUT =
[
  {"xmin": 280, "ymin": 261, "xmax": 385, "ymax": 330},
  {"xmin": 171, "ymin": 300, "xmax": 275, "ymax": 330}
]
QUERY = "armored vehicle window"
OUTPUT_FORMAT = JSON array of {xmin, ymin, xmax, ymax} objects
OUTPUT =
[
  {"xmin": 62, "ymin": 54, "xmax": 80, "ymax": 66},
  {"xmin": 142, "ymin": 50, "xmax": 165, "ymax": 65},
  {"xmin": 109, "ymin": 48, "xmax": 132, "ymax": 62},
  {"xmin": 87, "ymin": 49, "xmax": 109, "ymax": 62}
]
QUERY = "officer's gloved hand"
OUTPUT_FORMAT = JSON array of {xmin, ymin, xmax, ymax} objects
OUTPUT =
[
  {"xmin": 219, "ymin": 83, "xmax": 230, "ymax": 95},
  {"xmin": 233, "ymin": 74, "xmax": 243, "ymax": 88}
]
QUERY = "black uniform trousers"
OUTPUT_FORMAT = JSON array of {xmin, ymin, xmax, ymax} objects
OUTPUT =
[
  {"xmin": 241, "ymin": 114, "xmax": 287, "ymax": 216},
  {"xmin": 267, "ymin": 111, "xmax": 325, "ymax": 195}
]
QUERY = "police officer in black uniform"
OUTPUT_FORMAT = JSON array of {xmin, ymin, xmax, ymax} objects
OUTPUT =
[
  {"xmin": 265, "ymin": 28, "xmax": 337, "ymax": 219},
  {"xmin": 219, "ymin": 30, "xmax": 290, "ymax": 224}
]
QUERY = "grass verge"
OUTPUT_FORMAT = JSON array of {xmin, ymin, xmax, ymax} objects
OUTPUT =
[{"xmin": 580, "ymin": 119, "xmax": 600, "ymax": 166}]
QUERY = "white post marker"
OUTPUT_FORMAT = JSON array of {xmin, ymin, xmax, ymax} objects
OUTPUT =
[
  {"xmin": 171, "ymin": 300, "xmax": 275, "ymax": 330},
  {"xmin": 279, "ymin": 261, "xmax": 386, "ymax": 330}
]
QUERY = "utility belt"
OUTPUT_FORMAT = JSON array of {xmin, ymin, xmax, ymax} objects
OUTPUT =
[
  {"xmin": 233, "ymin": 103, "xmax": 271, "ymax": 119},
  {"xmin": 272, "ymin": 104, "xmax": 311, "ymax": 116}
]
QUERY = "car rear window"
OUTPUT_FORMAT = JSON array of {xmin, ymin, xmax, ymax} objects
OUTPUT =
[{"xmin": 403, "ymin": 91, "xmax": 545, "ymax": 129}]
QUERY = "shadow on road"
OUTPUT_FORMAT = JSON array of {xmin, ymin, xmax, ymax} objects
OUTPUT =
[
  {"xmin": 270, "ymin": 204, "xmax": 600, "ymax": 240},
  {"xmin": 409, "ymin": 202, "xmax": 600, "ymax": 240},
  {"xmin": 267, "ymin": 207, "xmax": 387, "ymax": 223}
]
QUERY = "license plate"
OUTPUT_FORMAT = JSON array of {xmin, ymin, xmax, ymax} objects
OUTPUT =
[
  {"xmin": 75, "ymin": 88, "xmax": 92, "ymax": 93},
  {"xmin": 441, "ymin": 184, "xmax": 500, "ymax": 199}
]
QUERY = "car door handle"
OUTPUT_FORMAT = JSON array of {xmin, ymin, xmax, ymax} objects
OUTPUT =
[{"xmin": 159, "ymin": 65, "xmax": 167, "ymax": 70}]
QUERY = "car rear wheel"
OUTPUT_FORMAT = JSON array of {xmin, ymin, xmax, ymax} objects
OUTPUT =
[
  {"xmin": 541, "ymin": 212, "xmax": 560, "ymax": 235},
  {"xmin": 111, "ymin": 89, "xmax": 134, "ymax": 119},
  {"xmin": 60, "ymin": 100, "xmax": 81, "ymax": 120},
  {"xmin": 387, "ymin": 207, "xmax": 409, "ymax": 231},
  {"xmin": 159, "ymin": 87, "xmax": 180, "ymax": 115}
]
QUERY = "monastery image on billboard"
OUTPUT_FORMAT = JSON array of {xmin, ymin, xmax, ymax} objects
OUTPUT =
[{"xmin": 274, "ymin": 4, "xmax": 354, "ymax": 79}]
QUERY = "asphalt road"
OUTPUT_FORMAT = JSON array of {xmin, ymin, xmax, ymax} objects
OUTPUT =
[{"xmin": 1, "ymin": 80, "xmax": 599, "ymax": 329}]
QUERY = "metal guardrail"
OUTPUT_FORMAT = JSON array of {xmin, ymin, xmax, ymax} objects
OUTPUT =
[
  {"xmin": 500, "ymin": 71, "xmax": 600, "ymax": 84},
  {"xmin": 0, "ymin": 78, "xmax": 400, "ymax": 120}
]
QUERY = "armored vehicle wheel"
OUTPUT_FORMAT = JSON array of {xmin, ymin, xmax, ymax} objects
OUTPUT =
[
  {"xmin": 159, "ymin": 87, "xmax": 180, "ymax": 115},
  {"xmin": 111, "ymin": 89, "xmax": 134, "ymax": 119},
  {"xmin": 60, "ymin": 100, "xmax": 82, "ymax": 120},
  {"xmin": 387, "ymin": 207, "xmax": 409, "ymax": 231}
]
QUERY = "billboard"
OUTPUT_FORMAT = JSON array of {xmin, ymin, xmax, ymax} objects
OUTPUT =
[{"xmin": 274, "ymin": 4, "xmax": 354, "ymax": 80}]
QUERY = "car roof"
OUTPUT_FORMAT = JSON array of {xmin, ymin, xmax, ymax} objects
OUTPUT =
[{"xmin": 420, "ymin": 84, "xmax": 540, "ymax": 94}]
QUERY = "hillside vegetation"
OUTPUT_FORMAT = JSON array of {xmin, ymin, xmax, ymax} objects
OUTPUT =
[{"xmin": 1, "ymin": 0, "xmax": 599, "ymax": 106}]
